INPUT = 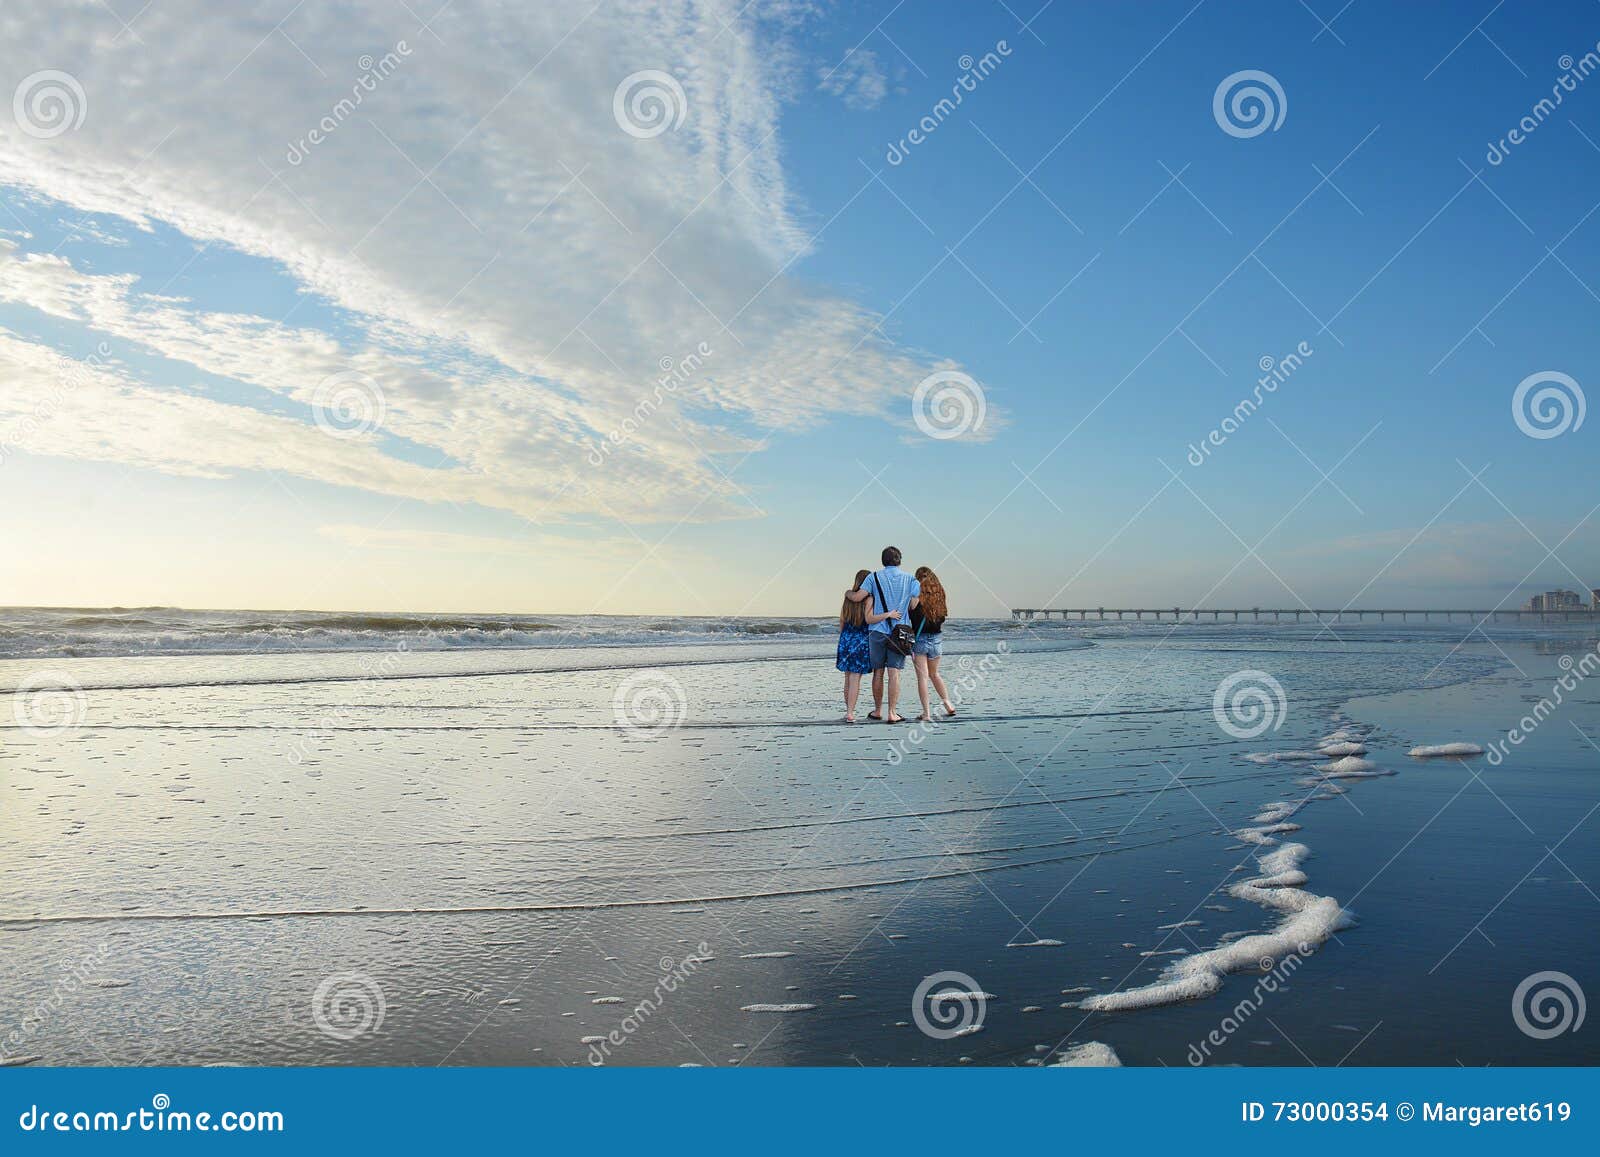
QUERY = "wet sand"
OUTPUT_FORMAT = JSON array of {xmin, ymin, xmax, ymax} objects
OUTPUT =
[{"xmin": 2, "ymin": 625, "xmax": 1596, "ymax": 1066}]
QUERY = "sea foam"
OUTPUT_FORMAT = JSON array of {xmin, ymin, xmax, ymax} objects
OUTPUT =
[
  {"xmin": 1407, "ymin": 742, "xmax": 1483, "ymax": 757},
  {"xmin": 1076, "ymin": 834, "xmax": 1351, "ymax": 1014},
  {"xmin": 1051, "ymin": 1041, "xmax": 1122, "ymax": 1067},
  {"xmin": 1317, "ymin": 755, "xmax": 1382, "ymax": 777},
  {"xmin": 1233, "ymin": 822, "xmax": 1301, "ymax": 846},
  {"xmin": 1251, "ymin": 802, "xmax": 1300, "ymax": 824},
  {"xmin": 1077, "ymin": 892, "xmax": 1347, "ymax": 1012},
  {"xmin": 1318, "ymin": 741, "xmax": 1367, "ymax": 756}
]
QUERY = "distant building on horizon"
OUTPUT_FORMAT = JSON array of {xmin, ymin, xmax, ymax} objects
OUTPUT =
[{"xmin": 1525, "ymin": 590, "xmax": 1589, "ymax": 612}]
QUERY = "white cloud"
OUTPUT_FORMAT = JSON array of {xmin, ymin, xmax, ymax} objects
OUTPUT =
[
  {"xmin": 818, "ymin": 48, "xmax": 889, "ymax": 110},
  {"xmin": 0, "ymin": 1, "xmax": 981, "ymax": 523},
  {"xmin": 0, "ymin": 329, "xmax": 521, "ymax": 507},
  {"xmin": 0, "ymin": 237, "xmax": 743, "ymax": 521}
]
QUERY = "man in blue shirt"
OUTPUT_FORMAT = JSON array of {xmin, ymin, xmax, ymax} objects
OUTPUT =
[{"xmin": 862, "ymin": 545, "xmax": 920, "ymax": 723}]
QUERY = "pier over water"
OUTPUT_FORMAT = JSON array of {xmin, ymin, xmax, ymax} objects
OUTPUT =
[{"xmin": 1009, "ymin": 607, "xmax": 1600, "ymax": 623}]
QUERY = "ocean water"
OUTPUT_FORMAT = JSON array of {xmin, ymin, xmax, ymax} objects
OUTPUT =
[
  {"xmin": 0, "ymin": 606, "xmax": 861, "ymax": 659},
  {"xmin": 1, "ymin": 612, "xmax": 1597, "ymax": 1067}
]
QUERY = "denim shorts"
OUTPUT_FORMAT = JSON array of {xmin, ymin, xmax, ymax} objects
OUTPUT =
[
  {"xmin": 912, "ymin": 633, "xmax": 942, "ymax": 658},
  {"xmin": 868, "ymin": 631, "xmax": 907, "ymax": 670}
]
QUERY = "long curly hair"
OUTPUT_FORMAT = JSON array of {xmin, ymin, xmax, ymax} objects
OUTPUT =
[
  {"xmin": 840, "ymin": 569, "xmax": 871, "ymax": 628},
  {"xmin": 914, "ymin": 566, "xmax": 947, "ymax": 624}
]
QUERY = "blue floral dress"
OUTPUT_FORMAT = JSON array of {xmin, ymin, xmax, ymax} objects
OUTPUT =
[{"xmin": 836, "ymin": 624, "xmax": 871, "ymax": 673}]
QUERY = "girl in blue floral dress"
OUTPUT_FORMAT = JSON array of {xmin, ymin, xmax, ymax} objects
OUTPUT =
[{"xmin": 836, "ymin": 569, "xmax": 874, "ymax": 722}]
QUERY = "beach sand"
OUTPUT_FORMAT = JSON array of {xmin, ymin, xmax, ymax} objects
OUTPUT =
[{"xmin": 2, "ymin": 622, "xmax": 1596, "ymax": 1066}]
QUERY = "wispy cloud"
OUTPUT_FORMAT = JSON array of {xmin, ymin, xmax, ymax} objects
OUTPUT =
[
  {"xmin": 0, "ymin": 0, "xmax": 972, "ymax": 523},
  {"xmin": 818, "ymin": 48, "xmax": 889, "ymax": 109}
]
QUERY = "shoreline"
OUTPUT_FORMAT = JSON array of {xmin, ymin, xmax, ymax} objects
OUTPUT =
[{"xmin": 2, "ymin": 629, "xmax": 1594, "ymax": 1066}]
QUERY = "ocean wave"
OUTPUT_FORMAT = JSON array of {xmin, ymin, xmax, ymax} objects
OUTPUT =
[
  {"xmin": 2, "ymin": 603, "xmax": 1551, "ymax": 662},
  {"xmin": 0, "ymin": 608, "xmax": 998, "ymax": 659}
]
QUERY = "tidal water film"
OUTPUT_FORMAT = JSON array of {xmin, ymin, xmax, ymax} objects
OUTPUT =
[{"xmin": 3, "ymin": 611, "xmax": 1596, "ymax": 1066}]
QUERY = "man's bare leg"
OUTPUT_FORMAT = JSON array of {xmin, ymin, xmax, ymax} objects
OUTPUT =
[
  {"xmin": 870, "ymin": 668, "xmax": 884, "ymax": 718},
  {"xmin": 884, "ymin": 667, "xmax": 901, "ymax": 722}
]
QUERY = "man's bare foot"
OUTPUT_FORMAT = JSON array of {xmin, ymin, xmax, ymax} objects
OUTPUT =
[
  {"xmin": 867, "ymin": 710, "xmax": 882, "ymax": 721},
  {"xmin": 917, "ymin": 713, "xmax": 932, "ymax": 722},
  {"xmin": 885, "ymin": 714, "xmax": 907, "ymax": 724}
]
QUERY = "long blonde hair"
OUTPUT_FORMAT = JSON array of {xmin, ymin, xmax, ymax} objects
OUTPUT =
[
  {"xmin": 840, "ymin": 569, "xmax": 870, "ymax": 628},
  {"xmin": 914, "ymin": 566, "xmax": 947, "ymax": 624}
]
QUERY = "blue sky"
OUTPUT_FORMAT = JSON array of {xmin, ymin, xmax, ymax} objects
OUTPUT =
[{"xmin": 1, "ymin": 0, "xmax": 1597, "ymax": 615}]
